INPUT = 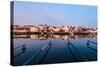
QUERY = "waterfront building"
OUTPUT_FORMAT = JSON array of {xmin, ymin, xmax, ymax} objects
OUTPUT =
[
  {"xmin": 24, "ymin": 25, "xmax": 39, "ymax": 32},
  {"xmin": 13, "ymin": 27, "xmax": 30, "ymax": 33}
]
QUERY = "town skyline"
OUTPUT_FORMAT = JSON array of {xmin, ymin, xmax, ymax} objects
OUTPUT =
[
  {"xmin": 13, "ymin": 24, "xmax": 97, "ymax": 35},
  {"xmin": 14, "ymin": 1, "xmax": 97, "ymax": 28},
  {"xmin": 13, "ymin": 24, "xmax": 97, "ymax": 28}
]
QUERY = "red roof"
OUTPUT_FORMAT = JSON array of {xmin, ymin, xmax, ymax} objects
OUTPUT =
[{"xmin": 16, "ymin": 27, "xmax": 30, "ymax": 30}]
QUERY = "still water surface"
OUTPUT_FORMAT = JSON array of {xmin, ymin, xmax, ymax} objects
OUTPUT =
[{"xmin": 13, "ymin": 34, "xmax": 97, "ymax": 65}]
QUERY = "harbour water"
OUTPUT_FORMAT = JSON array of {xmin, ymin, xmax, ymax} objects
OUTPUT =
[{"xmin": 13, "ymin": 34, "xmax": 97, "ymax": 65}]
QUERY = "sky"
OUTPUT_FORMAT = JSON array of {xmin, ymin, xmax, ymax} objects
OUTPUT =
[{"xmin": 13, "ymin": 1, "xmax": 97, "ymax": 28}]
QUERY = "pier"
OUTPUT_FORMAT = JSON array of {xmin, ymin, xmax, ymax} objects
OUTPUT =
[
  {"xmin": 13, "ymin": 37, "xmax": 97, "ymax": 65},
  {"xmin": 86, "ymin": 40, "xmax": 97, "ymax": 52},
  {"xmin": 23, "ymin": 41, "xmax": 52, "ymax": 65},
  {"xmin": 14, "ymin": 44, "xmax": 26, "ymax": 58},
  {"xmin": 66, "ymin": 39, "xmax": 88, "ymax": 61}
]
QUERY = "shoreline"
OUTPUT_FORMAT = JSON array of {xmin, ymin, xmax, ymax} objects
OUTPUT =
[{"xmin": 12, "ymin": 32, "xmax": 97, "ymax": 35}]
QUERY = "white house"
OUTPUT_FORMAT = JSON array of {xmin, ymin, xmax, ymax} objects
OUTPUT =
[{"xmin": 30, "ymin": 27, "xmax": 38, "ymax": 32}]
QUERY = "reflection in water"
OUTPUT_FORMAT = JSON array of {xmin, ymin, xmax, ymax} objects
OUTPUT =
[
  {"xmin": 13, "ymin": 34, "xmax": 97, "ymax": 65},
  {"xmin": 13, "ymin": 34, "xmax": 97, "ymax": 40}
]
